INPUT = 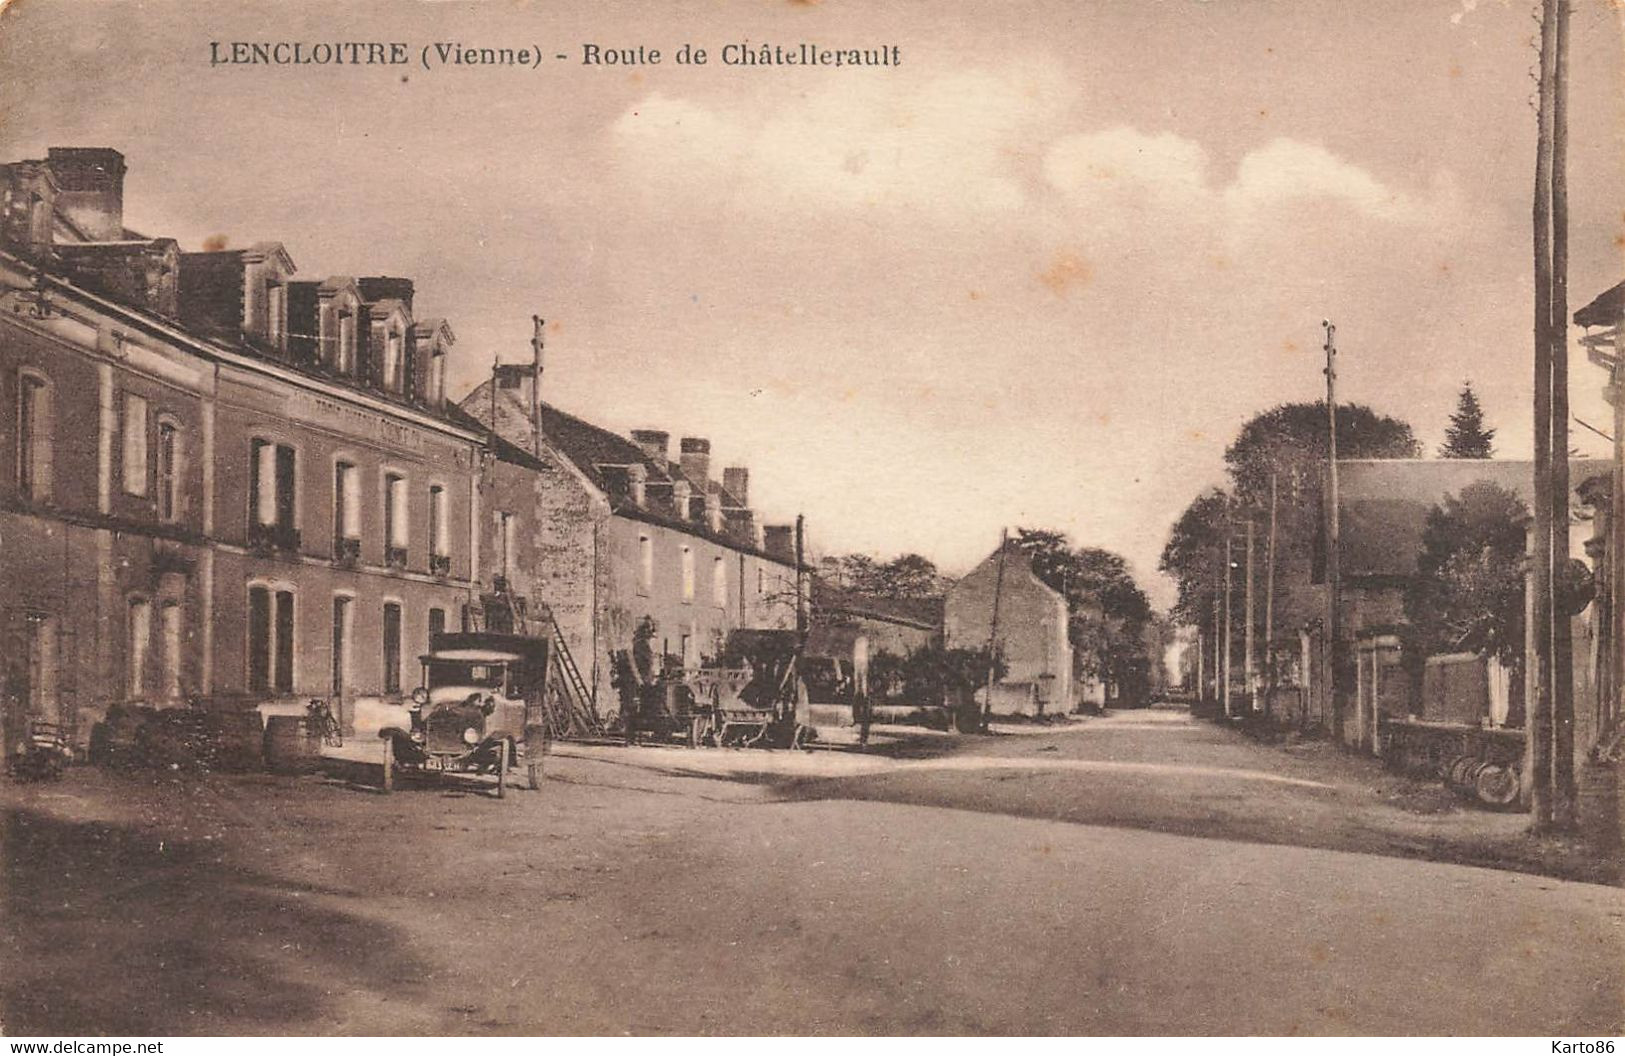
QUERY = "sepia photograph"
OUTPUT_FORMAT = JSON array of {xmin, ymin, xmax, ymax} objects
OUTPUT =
[{"xmin": 0, "ymin": 0, "xmax": 1622, "ymax": 1040}]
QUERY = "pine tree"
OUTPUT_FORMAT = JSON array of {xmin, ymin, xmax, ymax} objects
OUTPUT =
[{"xmin": 1440, "ymin": 382, "xmax": 1495, "ymax": 459}]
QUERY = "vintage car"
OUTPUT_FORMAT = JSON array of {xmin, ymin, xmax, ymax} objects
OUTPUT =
[{"xmin": 377, "ymin": 632, "xmax": 553, "ymax": 796}]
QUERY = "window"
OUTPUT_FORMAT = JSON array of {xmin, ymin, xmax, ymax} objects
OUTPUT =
[
  {"xmin": 247, "ymin": 585, "xmax": 295, "ymax": 694},
  {"xmin": 17, "ymin": 372, "xmax": 52, "ymax": 502},
  {"xmin": 331, "ymin": 595, "xmax": 351, "ymax": 697},
  {"xmin": 266, "ymin": 281, "xmax": 286, "ymax": 350},
  {"xmin": 122, "ymin": 393, "xmax": 148, "ymax": 496},
  {"xmin": 680, "ymin": 546, "xmax": 695, "ymax": 603},
  {"xmin": 430, "ymin": 352, "xmax": 446, "ymax": 404},
  {"xmin": 384, "ymin": 473, "xmax": 407, "ymax": 567},
  {"xmin": 127, "ymin": 598, "xmax": 151, "ymax": 699},
  {"xmin": 337, "ymin": 311, "xmax": 355, "ymax": 374},
  {"xmin": 429, "ymin": 485, "xmax": 447, "ymax": 556},
  {"xmin": 428, "ymin": 607, "xmax": 446, "ymax": 640},
  {"xmin": 385, "ymin": 473, "xmax": 407, "ymax": 545},
  {"xmin": 757, "ymin": 566, "xmax": 766, "ymax": 595},
  {"xmin": 384, "ymin": 329, "xmax": 403, "ymax": 392},
  {"xmin": 638, "ymin": 535, "xmax": 653, "ymax": 596},
  {"xmin": 156, "ymin": 420, "xmax": 179, "ymax": 521},
  {"xmin": 160, "ymin": 602, "xmax": 182, "ymax": 699},
  {"xmin": 498, "ymin": 511, "xmax": 514, "ymax": 580},
  {"xmin": 713, "ymin": 556, "xmax": 727, "ymax": 608},
  {"xmin": 333, "ymin": 461, "xmax": 360, "ymax": 546},
  {"xmin": 249, "ymin": 439, "xmax": 297, "ymax": 531},
  {"xmin": 383, "ymin": 602, "xmax": 402, "ymax": 694}
]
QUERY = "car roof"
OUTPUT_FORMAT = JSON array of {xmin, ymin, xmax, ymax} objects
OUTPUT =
[{"xmin": 421, "ymin": 649, "xmax": 523, "ymax": 663}]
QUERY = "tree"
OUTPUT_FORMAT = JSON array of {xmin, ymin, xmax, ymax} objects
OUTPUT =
[
  {"xmin": 1403, "ymin": 481, "xmax": 1528, "ymax": 664},
  {"xmin": 1404, "ymin": 479, "xmax": 1592, "ymax": 666},
  {"xmin": 1225, "ymin": 401, "xmax": 1421, "ymax": 507},
  {"xmin": 1439, "ymin": 382, "xmax": 1496, "ymax": 459},
  {"xmin": 817, "ymin": 552, "xmax": 947, "ymax": 598},
  {"xmin": 1158, "ymin": 488, "xmax": 1233, "ymax": 626}
]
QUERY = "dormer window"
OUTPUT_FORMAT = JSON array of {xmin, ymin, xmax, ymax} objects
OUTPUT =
[
  {"xmin": 337, "ymin": 310, "xmax": 355, "ymax": 375},
  {"xmin": 429, "ymin": 351, "xmax": 446, "ymax": 406},
  {"xmin": 384, "ymin": 327, "xmax": 403, "ymax": 392},
  {"xmin": 266, "ymin": 280, "xmax": 286, "ymax": 351}
]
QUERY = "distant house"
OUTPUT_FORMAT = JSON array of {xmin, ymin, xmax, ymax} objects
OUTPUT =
[
  {"xmin": 944, "ymin": 543, "xmax": 1073, "ymax": 716},
  {"xmin": 1310, "ymin": 459, "xmax": 1607, "ymax": 748},
  {"xmin": 1337, "ymin": 457, "xmax": 1608, "ymax": 633},
  {"xmin": 808, "ymin": 579, "xmax": 942, "ymax": 696}
]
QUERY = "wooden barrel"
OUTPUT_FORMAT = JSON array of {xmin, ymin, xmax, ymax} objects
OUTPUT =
[{"xmin": 263, "ymin": 715, "xmax": 319, "ymax": 775}]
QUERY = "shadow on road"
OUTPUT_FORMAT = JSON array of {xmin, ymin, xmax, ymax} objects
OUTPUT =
[{"xmin": 1, "ymin": 806, "xmax": 430, "ymax": 1035}]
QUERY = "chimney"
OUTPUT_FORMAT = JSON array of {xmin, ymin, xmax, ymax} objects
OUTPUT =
[
  {"xmin": 679, "ymin": 437, "xmax": 711, "ymax": 488},
  {"xmin": 723, "ymin": 508, "xmax": 757, "ymax": 546},
  {"xmin": 47, "ymin": 147, "xmax": 125, "ymax": 241},
  {"xmin": 722, "ymin": 466, "xmax": 750, "ymax": 508},
  {"xmin": 763, "ymin": 524, "xmax": 796, "ymax": 563},
  {"xmin": 56, "ymin": 239, "xmax": 180, "ymax": 318},
  {"xmin": 630, "ymin": 429, "xmax": 669, "ymax": 466}
]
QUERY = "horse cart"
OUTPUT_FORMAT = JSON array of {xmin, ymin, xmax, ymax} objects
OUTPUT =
[
  {"xmin": 377, "ymin": 632, "xmax": 553, "ymax": 797},
  {"xmin": 610, "ymin": 630, "xmax": 868, "ymax": 749}
]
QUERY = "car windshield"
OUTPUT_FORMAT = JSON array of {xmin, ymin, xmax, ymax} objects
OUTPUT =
[{"xmin": 425, "ymin": 660, "xmax": 507, "ymax": 690}]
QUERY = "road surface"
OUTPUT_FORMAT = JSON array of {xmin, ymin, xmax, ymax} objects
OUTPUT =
[{"xmin": 2, "ymin": 705, "xmax": 1619, "ymax": 1035}]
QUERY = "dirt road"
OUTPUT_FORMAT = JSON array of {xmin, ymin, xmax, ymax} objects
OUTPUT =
[{"xmin": 3, "ymin": 706, "xmax": 1620, "ymax": 1035}]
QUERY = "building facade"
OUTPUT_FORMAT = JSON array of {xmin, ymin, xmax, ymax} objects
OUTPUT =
[
  {"xmin": 0, "ymin": 147, "xmax": 485, "ymax": 751},
  {"xmin": 459, "ymin": 361, "xmax": 801, "ymax": 712},
  {"xmin": 944, "ymin": 543, "xmax": 1074, "ymax": 715}
]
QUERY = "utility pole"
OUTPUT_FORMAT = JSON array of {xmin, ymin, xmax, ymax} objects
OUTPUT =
[
  {"xmin": 983, "ymin": 529, "xmax": 1009, "ymax": 730},
  {"xmin": 1223, "ymin": 536, "xmax": 1234, "ymax": 718},
  {"xmin": 1264, "ymin": 472, "xmax": 1279, "ymax": 720},
  {"xmin": 1324, "ymin": 320, "xmax": 1343, "ymax": 741},
  {"xmin": 1211, "ymin": 590, "xmax": 1221, "ymax": 707},
  {"xmin": 794, "ymin": 514, "xmax": 808, "ymax": 651},
  {"xmin": 530, "ymin": 315, "xmax": 545, "ymax": 458},
  {"xmin": 1529, "ymin": 0, "xmax": 1558, "ymax": 831},
  {"xmin": 1549, "ymin": 0, "xmax": 1576, "ymax": 828},
  {"xmin": 1245, "ymin": 518, "xmax": 1257, "ymax": 713}
]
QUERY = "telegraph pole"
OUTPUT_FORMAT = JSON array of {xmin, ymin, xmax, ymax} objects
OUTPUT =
[
  {"xmin": 530, "ymin": 315, "xmax": 545, "ymax": 458},
  {"xmin": 983, "ymin": 528, "xmax": 1009, "ymax": 730},
  {"xmin": 1223, "ymin": 536, "xmax": 1234, "ymax": 718},
  {"xmin": 1550, "ymin": 0, "xmax": 1576, "ymax": 828},
  {"xmin": 1244, "ymin": 518, "xmax": 1257, "ymax": 713},
  {"xmin": 1324, "ymin": 320, "xmax": 1343, "ymax": 740},
  {"xmin": 1211, "ymin": 589, "xmax": 1221, "ymax": 707},
  {"xmin": 1529, "ymin": 0, "xmax": 1558, "ymax": 831},
  {"xmin": 1264, "ymin": 472, "xmax": 1279, "ymax": 719}
]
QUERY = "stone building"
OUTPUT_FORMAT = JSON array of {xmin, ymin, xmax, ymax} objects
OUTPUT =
[
  {"xmin": 0, "ymin": 147, "xmax": 485, "ymax": 750},
  {"xmin": 944, "ymin": 542, "xmax": 1074, "ymax": 716},
  {"xmin": 458, "ymin": 360, "xmax": 801, "ymax": 712}
]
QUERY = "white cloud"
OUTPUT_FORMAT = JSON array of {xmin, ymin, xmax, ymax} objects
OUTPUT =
[
  {"xmin": 608, "ymin": 67, "xmax": 1072, "ymax": 222},
  {"xmin": 1224, "ymin": 138, "xmax": 1421, "ymax": 222}
]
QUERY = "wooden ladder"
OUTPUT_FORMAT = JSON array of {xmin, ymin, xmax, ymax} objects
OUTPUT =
[{"xmin": 547, "ymin": 609, "xmax": 603, "ymax": 738}]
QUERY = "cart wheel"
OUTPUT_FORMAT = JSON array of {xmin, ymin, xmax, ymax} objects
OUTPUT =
[
  {"xmin": 495, "ymin": 739, "xmax": 509, "ymax": 799},
  {"xmin": 381, "ymin": 733, "xmax": 394, "ymax": 794}
]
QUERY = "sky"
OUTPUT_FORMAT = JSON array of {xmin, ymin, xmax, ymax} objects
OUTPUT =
[{"xmin": 3, "ymin": 0, "xmax": 1622, "ymax": 607}]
